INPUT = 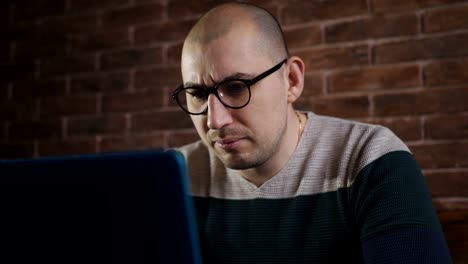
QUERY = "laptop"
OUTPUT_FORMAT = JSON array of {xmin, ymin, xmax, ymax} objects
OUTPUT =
[{"xmin": 0, "ymin": 149, "xmax": 202, "ymax": 264}]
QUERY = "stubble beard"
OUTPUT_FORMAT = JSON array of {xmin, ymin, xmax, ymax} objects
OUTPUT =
[{"xmin": 211, "ymin": 117, "xmax": 288, "ymax": 171}]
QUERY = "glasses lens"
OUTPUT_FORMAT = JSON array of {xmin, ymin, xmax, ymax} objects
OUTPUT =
[
  {"xmin": 218, "ymin": 80, "xmax": 250, "ymax": 108},
  {"xmin": 174, "ymin": 80, "xmax": 250, "ymax": 114},
  {"xmin": 177, "ymin": 88, "xmax": 207, "ymax": 114}
]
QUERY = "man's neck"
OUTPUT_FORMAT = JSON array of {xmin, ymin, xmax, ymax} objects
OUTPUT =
[{"xmin": 239, "ymin": 110, "xmax": 305, "ymax": 187}]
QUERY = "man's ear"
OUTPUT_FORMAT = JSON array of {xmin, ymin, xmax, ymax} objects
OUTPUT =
[{"xmin": 285, "ymin": 56, "xmax": 305, "ymax": 104}]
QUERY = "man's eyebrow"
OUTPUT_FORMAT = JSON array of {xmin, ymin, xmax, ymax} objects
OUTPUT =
[
  {"xmin": 221, "ymin": 72, "xmax": 255, "ymax": 81},
  {"xmin": 183, "ymin": 82, "xmax": 204, "ymax": 88},
  {"xmin": 184, "ymin": 72, "xmax": 255, "ymax": 88}
]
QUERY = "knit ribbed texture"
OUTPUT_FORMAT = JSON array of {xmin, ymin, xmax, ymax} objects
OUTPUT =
[{"xmin": 178, "ymin": 112, "xmax": 451, "ymax": 264}]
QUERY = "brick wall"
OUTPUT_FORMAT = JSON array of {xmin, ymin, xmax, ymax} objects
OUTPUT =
[{"xmin": 1, "ymin": 0, "xmax": 468, "ymax": 258}]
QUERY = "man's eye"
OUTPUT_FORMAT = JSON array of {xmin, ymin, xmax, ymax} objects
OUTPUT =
[
  {"xmin": 186, "ymin": 89, "xmax": 206, "ymax": 99},
  {"xmin": 221, "ymin": 81, "xmax": 248, "ymax": 97}
]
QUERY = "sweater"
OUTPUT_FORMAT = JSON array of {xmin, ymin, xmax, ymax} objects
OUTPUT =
[{"xmin": 178, "ymin": 112, "xmax": 451, "ymax": 264}]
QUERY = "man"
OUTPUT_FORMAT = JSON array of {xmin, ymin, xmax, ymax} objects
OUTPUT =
[{"xmin": 173, "ymin": 2, "xmax": 451, "ymax": 263}]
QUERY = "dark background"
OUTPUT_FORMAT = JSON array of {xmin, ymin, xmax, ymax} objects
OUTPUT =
[{"xmin": 1, "ymin": 0, "xmax": 467, "ymax": 262}]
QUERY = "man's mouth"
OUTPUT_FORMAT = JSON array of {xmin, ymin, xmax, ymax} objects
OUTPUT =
[{"xmin": 213, "ymin": 137, "xmax": 244, "ymax": 151}]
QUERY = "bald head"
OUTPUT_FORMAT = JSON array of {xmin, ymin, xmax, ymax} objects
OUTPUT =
[{"xmin": 183, "ymin": 3, "xmax": 289, "ymax": 63}]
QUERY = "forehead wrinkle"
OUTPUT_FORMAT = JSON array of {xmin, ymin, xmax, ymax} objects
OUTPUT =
[{"xmin": 185, "ymin": 71, "xmax": 255, "ymax": 89}]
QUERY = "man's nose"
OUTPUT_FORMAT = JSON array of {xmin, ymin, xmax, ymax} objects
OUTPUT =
[{"xmin": 206, "ymin": 94, "xmax": 233, "ymax": 129}]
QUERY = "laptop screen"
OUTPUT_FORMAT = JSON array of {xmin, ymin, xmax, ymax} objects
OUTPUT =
[{"xmin": 0, "ymin": 150, "xmax": 202, "ymax": 264}]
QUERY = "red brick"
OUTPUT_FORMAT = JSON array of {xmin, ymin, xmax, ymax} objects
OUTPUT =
[
  {"xmin": 425, "ymin": 114, "xmax": 468, "ymax": 140},
  {"xmin": 325, "ymin": 14, "xmax": 418, "ymax": 43},
  {"xmin": 0, "ymin": 99, "xmax": 37, "ymax": 121},
  {"xmin": 12, "ymin": 23, "xmax": 69, "ymax": 60},
  {"xmin": 433, "ymin": 198, "xmax": 468, "ymax": 211},
  {"xmin": 100, "ymin": 47, "xmax": 163, "ymax": 70},
  {"xmin": 410, "ymin": 142, "xmax": 468, "ymax": 169},
  {"xmin": 374, "ymin": 33, "xmax": 468, "ymax": 64},
  {"xmin": 68, "ymin": 114, "xmax": 127, "ymax": 136},
  {"xmin": 68, "ymin": 0, "xmax": 130, "ymax": 13},
  {"xmin": 38, "ymin": 139, "xmax": 96, "ymax": 157},
  {"xmin": 11, "ymin": 78, "xmax": 66, "ymax": 99},
  {"xmin": 134, "ymin": 19, "xmax": 196, "ymax": 44},
  {"xmin": 40, "ymin": 96, "xmax": 97, "ymax": 118},
  {"xmin": 244, "ymin": 1, "xmax": 279, "ymax": 17},
  {"xmin": 9, "ymin": 119, "xmax": 62, "ymax": 140},
  {"xmin": 424, "ymin": 59, "xmax": 468, "ymax": 87},
  {"xmin": 328, "ymin": 64, "xmax": 419, "ymax": 93},
  {"xmin": 438, "ymin": 209, "xmax": 468, "ymax": 263},
  {"xmin": 13, "ymin": 0, "xmax": 65, "ymax": 21},
  {"xmin": 41, "ymin": 14, "xmax": 97, "ymax": 35},
  {"xmin": 306, "ymin": 95, "xmax": 370, "ymax": 118},
  {"xmin": 424, "ymin": 4, "xmax": 468, "ymax": 33},
  {"xmin": 284, "ymin": 25, "xmax": 321, "ymax": 49},
  {"xmin": 425, "ymin": 171, "xmax": 468, "ymax": 197},
  {"xmin": 135, "ymin": 0, "xmax": 165, "ymax": 3},
  {"xmin": 101, "ymin": 91, "xmax": 164, "ymax": 113},
  {"xmin": 281, "ymin": 0, "xmax": 367, "ymax": 25},
  {"xmin": 168, "ymin": 129, "xmax": 200, "ymax": 147},
  {"xmin": 168, "ymin": 0, "xmax": 230, "ymax": 18},
  {"xmin": 69, "ymin": 29, "xmax": 130, "ymax": 53},
  {"xmin": 131, "ymin": 110, "xmax": 194, "ymax": 131},
  {"xmin": 0, "ymin": 143, "xmax": 34, "ymax": 159},
  {"xmin": 134, "ymin": 67, "xmax": 181, "ymax": 90},
  {"xmin": 373, "ymin": 0, "xmax": 466, "ymax": 12},
  {"xmin": 14, "ymin": 39, "xmax": 68, "ymax": 61},
  {"xmin": 302, "ymin": 73, "xmax": 323, "ymax": 97},
  {"xmin": 296, "ymin": 45, "xmax": 369, "ymax": 71},
  {"xmin": 373, "ymin": 87, "xmax": 468, "ymax": 117},
  {"xmin": 101, "ymin": 3, "xmax": 165, "ymax": 28},
  {"xmin": 366, "ymin": 117, "xmax": 422, "ymax": 141},
  {"xmin": 14, "ymin": 15, "xmax": 93, "ymax": 60},
  {"xmin": 41, "ymin": 54, "xmax": 95, "ymax": 76},
  {"xmin": 167, "ymin": 42, "xmax": 183, "ymax": 64},
  {"xmin": 70, "ymin": 72, "xmax": 130, "ymax": 95},
  {"xmin": 100, "ymin": 132, "xmax": 166, "ymax": 152}
]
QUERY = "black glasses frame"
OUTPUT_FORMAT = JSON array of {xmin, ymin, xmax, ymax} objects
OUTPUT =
[{"xmin": 171, "ymin": 59, "xmax": 288, "ymax": 115}]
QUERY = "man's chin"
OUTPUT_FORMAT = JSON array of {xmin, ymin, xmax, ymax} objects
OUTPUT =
[
  {"xmin": 216, "ymin": 151, "xmax": 263, "ymax": 170},
  {"xmin": 204, "ymin": 139, "xmax": 262, "ymax": 169}
]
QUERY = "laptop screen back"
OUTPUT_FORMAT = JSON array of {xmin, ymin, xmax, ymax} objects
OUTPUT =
[{"xmin": 0, "ymin": 150, "xmax": 201, "ymax": 264}]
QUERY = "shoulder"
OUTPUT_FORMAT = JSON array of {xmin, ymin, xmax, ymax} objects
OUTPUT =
[
  {"xmin": 309, "ymin": 113, "xmax": 406, "ymax": 149},
  {"xmin": 307, "ymin": 113, "xmax": 409, "ymax": 171},
  {"xmin": 294, "ymin": 113, "xmax": 411, "ymax": 193},
  {"xmin": 307, "ymin": 116, "xmax": 449, "ymax": 261},
  {"xmin": 176, "ymin": 140, "xmax": 222, "ymax": 197},
  {"xmin": 177, "ymin": 140, "xmax": 208, "ymax": 161},
  {"xmin": 176, "ymin": 140, "xmax": 212, "ymax": 179}
]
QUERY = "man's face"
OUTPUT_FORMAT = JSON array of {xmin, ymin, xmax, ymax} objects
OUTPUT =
[{"xmin": 181, "ymin": 26, "xmax": 290, "ymax": 170}]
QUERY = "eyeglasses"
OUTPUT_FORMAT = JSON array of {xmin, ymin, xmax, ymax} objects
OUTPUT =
[{"xmin": 171, "ymin": 59, "xmax": 287, "ymax": 115}]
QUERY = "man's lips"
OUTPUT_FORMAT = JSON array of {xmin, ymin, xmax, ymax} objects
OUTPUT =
[{"xmin": 213, "ymin": 137, "xmax": 245, "ymax": 150}]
